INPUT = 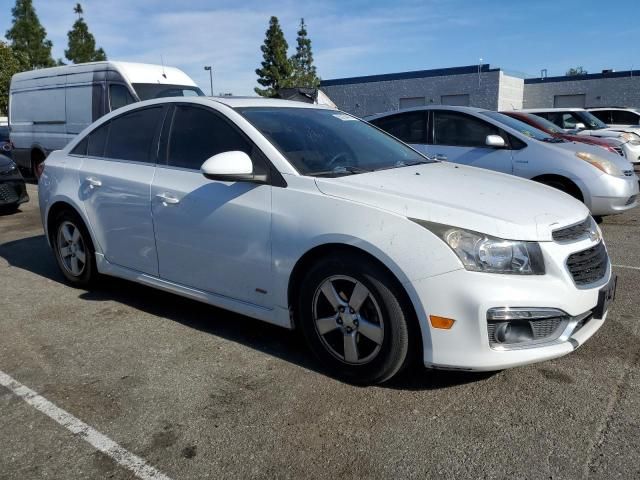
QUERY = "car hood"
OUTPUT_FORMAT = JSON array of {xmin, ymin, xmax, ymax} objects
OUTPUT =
[
  {"xmin": 552, "ymin": 140, "xmax": 633, "ymax": 170},
  {"xmin": 314, "ymin": 162, "xmax": 590, "ymax": 242}
]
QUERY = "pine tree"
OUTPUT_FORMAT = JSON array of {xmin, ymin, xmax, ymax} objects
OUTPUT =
[
  {"xmin": 255, "ymin": 16, "xmax": 293, "ymax": 97},
  {"xmin": 0, "ymin": 42, "xmax": 29, "ymax": 115},
  {"xmin": 291, "ymin": 18, "xmax": 320, "ymax": 88},
  {"xmin": 65, "ymin": 3, "xmax": 107, "ymax": 64},
  {"xmin": 5, "ymin": 0, "xmax": 55, "ymax": 69}
]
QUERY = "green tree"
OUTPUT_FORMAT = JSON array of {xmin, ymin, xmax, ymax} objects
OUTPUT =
[
  {"xmin": 5, "ymin": 0, "xmax": 55, "ymax": 69},
  {"xmin": 65, "ymin": 3, "xmax": 107, "ymax": 63},
  {"xmin": 566, "ymin": 66, "xmax": 588, "ymax": 76},
  {"xmin": 290, "ymin": 18, "xmax": 320, "ymax": 88},
  {"xmin": 0, "ymin": 42, "xmax": 29, "ymax": 115},
  {"xmin": 255, "ymin": 16, "xmax": 293, "ymax": 97}
]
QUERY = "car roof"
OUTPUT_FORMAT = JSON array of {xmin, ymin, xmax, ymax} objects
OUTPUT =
[
  {"xmin": 208, "ymin": 96, "xmax": 333, "ymax": 109},
  {"xmin": 588, "ymin": 107, "xmax": 639, "ymax": 112},
  {"xmin": 522, "ymin": 108, "xmax": 586, "ymax": 112},
  {"xmin": 365, "ymin": 105, "xmax": 487, "ymax": 120}
]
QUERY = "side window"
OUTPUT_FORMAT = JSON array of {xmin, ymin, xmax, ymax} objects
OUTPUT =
[
  {"xmin": 104, "ymin": 107, "xmax": 163, "ymax": 162},
  {"xmin": 70, "ymin": 137, "xmax": 88, "ymax": 156},
  {"xmin": 371, "ymin": 112, "xmax": 426, "ymax": 144},
  {"xmin": 433, "ymin": 111, "xmax": 498, "ymax": 147},
  {"xmin": 166, "ymin": 105, "xmax": 254, "ymax": 170},
  {"xmin": 589, "ymin": 110, "xmax": 611, "ymax": 124},
  {"xmin": 561, "ymin": 113, "xmax": 580, "ymax": 129},
  {"xmin": 109, "ymin": 84, "xmax": 135, "ymax": 111},
  {"xmin": 611, "ymin": 110, "xmax": 640, "ymax": 125},
  {"xmin": 87, "ymin": 122, "xmax": 109, "ymax": 157}
]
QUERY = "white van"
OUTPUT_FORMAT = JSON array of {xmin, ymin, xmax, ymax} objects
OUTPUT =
[{"xmin": 9, "ymin": 61, "xmax": 203, "ymax": 177}]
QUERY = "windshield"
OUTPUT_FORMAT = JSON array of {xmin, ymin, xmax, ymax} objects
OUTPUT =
[
  {"xmin": 132, "ymin": 83, "xmax": 204, "ymax": 100},
  {"xmin": 481, "ymin": 111, "xmax": 559, "ymax": 142},
  {"xmin": 576, "ymin": 111, "xmax": 609, "ymax": 130},
  {"xmin": 236, "ymin": 107, "xmax": 432, "ymax": 176},
  {"xmin": 518, "ymin": 113, "xmax": 565, "ymax": 134}
]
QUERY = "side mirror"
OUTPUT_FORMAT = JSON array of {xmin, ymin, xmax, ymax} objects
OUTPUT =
[
  {"xmin": 485, "ymin": 134, "xmax": 506, "ymax": 148},
  {"xmin": 201, "ymin": 151, "xmax": 267, "ymax": 183},
  {"xmin": 574, "ymin": 122, "xmax": 586, "ymax": 130}
]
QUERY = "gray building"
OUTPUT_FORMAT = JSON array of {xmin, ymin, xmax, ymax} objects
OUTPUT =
[{"xmin": 320, "ymin": 65, "xmax": 640, "ymax": 116}]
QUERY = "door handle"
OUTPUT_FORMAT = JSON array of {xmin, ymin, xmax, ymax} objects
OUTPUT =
[
  {"xmin": 86, "ymin": 176, "xmax": 102, "ymax": 188},
  {"xmin": 434, "ymin": 153, "xmax": 448, "ymax": 161},
  {"xmin": 156, "ymin": 192, "xmax": 180, "ymax": 205}
]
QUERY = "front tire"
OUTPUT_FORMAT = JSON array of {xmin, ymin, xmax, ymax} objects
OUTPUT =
[
  {"xmin": 52, "ymin": 210, "xmax": 97, "ymax": 287},
  {"xmin": 298, "ymin": 254, "xmax": 414, "ymax": 384}
]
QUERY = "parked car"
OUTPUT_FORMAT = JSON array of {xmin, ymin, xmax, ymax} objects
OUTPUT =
[
  {"xmin": 39, "ymin": 97, "xmax": 615, "ymax": 384},
  {"xmin": 588, "ymin": 107, "xmax": 640, "ymax": 128},
  {"xmin": 523, "ymin": 108, "xmax": 640, "ymax": 163},
  {"xmin": 501, "ymin": 111, "xmax": 626, "ymax": 158},
  {"xmin": 0, "ymin": 153, "xmax": 28, "ymax": 211},
  {"xmin": 9, "ymin": 61, "xmax": 204, "ymax": 179},
  {"xmin": 367, "ymin": 106, "xmax": 638, "ymax": 216},
  {"xmin": 0, "ymin": 122, "xmax": 13, "ymax": 158}
]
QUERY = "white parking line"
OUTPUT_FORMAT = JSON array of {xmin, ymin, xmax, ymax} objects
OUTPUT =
[
  {"xmin": 612, "ymin": 264, "xmax": 640, "ymax": 271},
  {"xmin": 0, "ymin": 370, "xmax": 173, "ymax": 480}
]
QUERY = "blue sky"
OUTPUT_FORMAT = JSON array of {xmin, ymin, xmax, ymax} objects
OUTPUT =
[{"xmin": 1, "ymin": 0, "xmax": 639, "ymax": 95}]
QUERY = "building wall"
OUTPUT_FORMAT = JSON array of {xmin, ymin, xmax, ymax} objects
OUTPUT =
[
  {"xmin": 321, "ymin": 71, "xmax": 503, "ymax": 117},
  {"xmin": 523, "ymin": 76, "xmax": 640, "ymax": 109},
  {"xmin": 497, "ymin": 72, "xmax": 524, "ymax": 111}
]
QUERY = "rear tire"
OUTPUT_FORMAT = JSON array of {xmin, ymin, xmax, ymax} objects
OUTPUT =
[
  {"xmin": 297, "ymin": 254, "xmax": 414, "ymax": 384},
  {"xmin": 52, "ymin": 210, "xmax": 97, "ymax": 287}
]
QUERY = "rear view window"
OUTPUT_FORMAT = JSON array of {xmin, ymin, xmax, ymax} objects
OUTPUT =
[{"xmin": 105, "ymin": 107, "xmax": 164, "ymax": 162}]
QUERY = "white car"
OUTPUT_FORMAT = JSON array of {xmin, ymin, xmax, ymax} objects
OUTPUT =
[
  {"xmin": 39, "ymin": 97, "xmax": 615, "ymax": 384},
  {"xmin": 523, "ymin": 108, "xmax": 640, "ymax": 164},
  {"xmin": 588, "ymin": 107, "xmax": 640, "ymax": 129},
  {"xmin": 367, "ymin": 106, "xmax": 638, "ymax": 217}
]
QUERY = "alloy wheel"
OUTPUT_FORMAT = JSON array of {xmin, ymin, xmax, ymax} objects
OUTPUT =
[{"xmin": 57, "ymin": 221, "xmax": 87, "ymax": 277}]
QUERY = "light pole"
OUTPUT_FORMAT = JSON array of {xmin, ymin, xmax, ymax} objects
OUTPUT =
[{"xmin": 204, "ymin": 66, "xmax": 213, "ymax": 96}]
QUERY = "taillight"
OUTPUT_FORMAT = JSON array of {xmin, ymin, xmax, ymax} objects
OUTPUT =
[{"xmin": 34, "ymin": 161, "xmax": 45, "ymax": 179}]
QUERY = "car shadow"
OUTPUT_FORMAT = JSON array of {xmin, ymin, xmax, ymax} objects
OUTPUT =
[{"xmin": 0, "ymin": 234, "xmax": 494, "ymax": 390}]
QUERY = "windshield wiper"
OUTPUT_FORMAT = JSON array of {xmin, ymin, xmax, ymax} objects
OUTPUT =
[
  {"xmin": 541, "ymin": 137, "xmax": 565, "ymax": 143},
  {"xmin": 310, "ymin": 165, "xmax": 372, "ymax": 177}
]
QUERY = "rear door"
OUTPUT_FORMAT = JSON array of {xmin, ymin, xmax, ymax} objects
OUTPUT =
[
  {"xmin": 423, "ymin": 110, "xmax": 513, "ymax": 174},
  {"xmin": 78, "ymin": 105, "xmax": 166, "ymax": 275}
]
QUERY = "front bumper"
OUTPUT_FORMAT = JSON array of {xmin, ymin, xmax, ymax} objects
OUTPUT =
[
  {"xmin": 0, "ymin": 179, "xmax": 29, "ymax": 206},
  {"xmin": 406, "ymin": 237, "xmax": 611, "ymax": 371},
  {"xmin": 587, "ymin": 173, "xmax": 639, "ymax": 216}
]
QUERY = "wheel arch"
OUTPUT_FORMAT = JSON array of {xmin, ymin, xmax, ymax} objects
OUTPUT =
[
  {"xmin": 531, "ymin": 174, "xmax": 585, "ymax": 202},
  {"xmin": 45, "ymin": 200, "xmax": 98, "ymax": 252}
]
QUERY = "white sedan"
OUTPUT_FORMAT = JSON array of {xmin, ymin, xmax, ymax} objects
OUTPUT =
[{"xmin": 39, "ymin": 97, "xmax": 615, "ymax": 384}]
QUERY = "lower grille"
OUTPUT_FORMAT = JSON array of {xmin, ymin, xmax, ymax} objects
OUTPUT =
[
  {"xmin": 567, "ymin": 242, "xmax": 608, "ymax": 286},
  {"xmin": 0, "ymin": 182, "xmax": 20, "ymax": 204},
  {"xmin": 487, "ymin": 316, "xmax": 567, "ymax": 347},
  {"xmin": 626, "ymin": 195, "xmax": 637, "ymax": 206}
]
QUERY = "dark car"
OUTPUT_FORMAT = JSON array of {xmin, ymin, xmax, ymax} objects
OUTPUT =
[
  {"xmin": 501, "ymin": 111, "xmax": 625, "ymax": 157},
  {"xmin": 0, "ymin": 153, "xmax": 29, "ymax": 211},
  {"xmin": 0, "ymin": 124, "xmax": 12, "ymax": 158}
]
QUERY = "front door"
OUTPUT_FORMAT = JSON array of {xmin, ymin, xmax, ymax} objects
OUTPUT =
[
  {"xmin": 151, "ymin": 104, "xmax": 273, "ymax": 308},
  {"xmin": 79, "ymin": 105, "xmax": 165, "ymax": 275},
  {"xmin": 423, "ymin": 110, "xmax": 513, "ymax": 174}
]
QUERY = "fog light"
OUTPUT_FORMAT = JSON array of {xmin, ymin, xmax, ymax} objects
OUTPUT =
[{"xmin": 494, "ymin": 321, "xmax": 534, "ymax": 344}]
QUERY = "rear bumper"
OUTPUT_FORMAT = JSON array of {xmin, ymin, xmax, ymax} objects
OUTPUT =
[{"xmin": 0, "ymin": 180, "xmax": 29, "ymax": 206}]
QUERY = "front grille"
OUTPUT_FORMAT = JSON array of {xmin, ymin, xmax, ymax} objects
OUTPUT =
[
  {"xmin": 613, "ymin": 147, "xmax": 624, "ymax": 156},
  {"xmin": 625, "ymin": 195, "xmax": 637, "ymax": 206},
  {"xmin": 0, "ymin": 183, "xmax": 20, "ymax": 204},
  {"xmin": 552, "ymin": 217, "xmax": 591, "ymax": 242},
  {"xmin": 567, "ymin": 242, "xmax": 608, "ymax": 286},
  {"xmin": 623, "ymin": 170, "xmax": 634, "ymax": 177}
]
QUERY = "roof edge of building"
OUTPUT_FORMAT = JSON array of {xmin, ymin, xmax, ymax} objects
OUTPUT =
[{"xmin": 525, "ymin": 69, "xmax": 640, "ymax": 84}]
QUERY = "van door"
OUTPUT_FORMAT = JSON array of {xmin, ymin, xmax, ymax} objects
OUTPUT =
[
  {"xmin": 79, "ymin": 106, "xmax": 166, "ymax": 275},
  {"xmin": 423, "ymin": 110, "xmax": 513, "ymax": 174}
]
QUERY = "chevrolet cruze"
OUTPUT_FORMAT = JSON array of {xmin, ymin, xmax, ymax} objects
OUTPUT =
[{"xmin": 38, "ymin": 97, "xmax": 616, "ymax": 384}]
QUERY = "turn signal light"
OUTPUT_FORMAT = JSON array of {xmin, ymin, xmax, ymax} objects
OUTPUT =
[{"xmin": 429, "ymin": 315, "xmax": 455, "ymax": 329}]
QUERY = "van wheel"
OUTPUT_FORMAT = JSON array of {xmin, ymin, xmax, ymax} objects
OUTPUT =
[
  {"xmin": 31, "ymin": 150, "xmax": 46, "ymax": 181},
  {"xmin": 297, "ymin": 254, "xmax": 413, "ymax": 384},
  {"xmin": 52, "ymin": 210, "xmax": 97, "ymax": 287}
]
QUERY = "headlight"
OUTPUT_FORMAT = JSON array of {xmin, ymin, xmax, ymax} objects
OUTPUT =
[
  {"xmin": 575, "ymin": 151, "xmax": 623, "ymax": 176},
  {"xmin": 620, "ymin": 132, "xmax": 640, "ymax": 145},
  {"xmin": 410, "ymin": 220, "xmax": 545, "ymax": 274}
]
